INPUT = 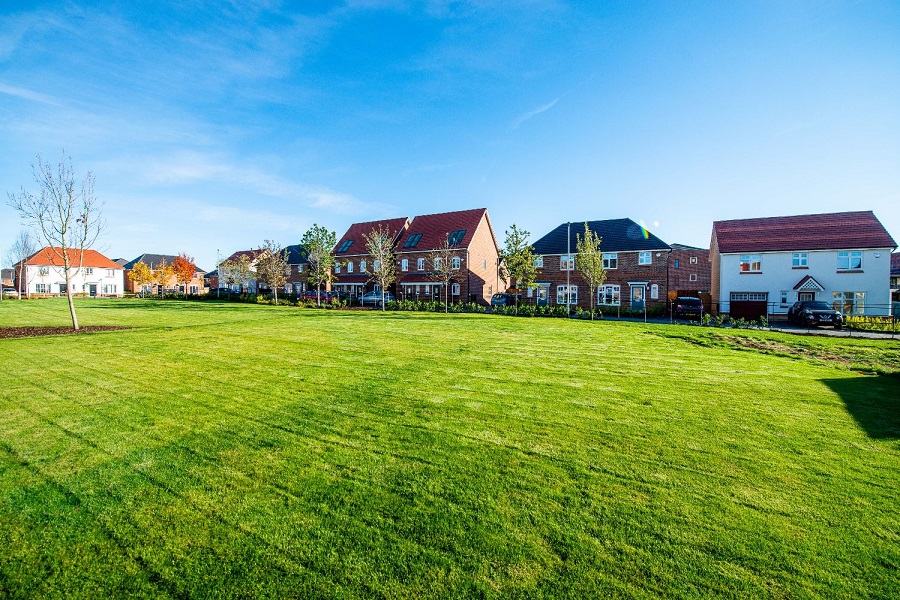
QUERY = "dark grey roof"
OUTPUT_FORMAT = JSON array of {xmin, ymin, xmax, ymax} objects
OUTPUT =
[
  {"xmin": 532, "ymin": 219, "xmax": 671, "ymax": 254},
  {"xmin": 285, "ymin": 244, "xmax": 309, "ymax": 265},
  {"xmin": 670, "ymin": 243, "xmax": 707, "ymax": 252},
  {"xmin": 123, "ymin": 253, "xmax": 206, "ymax": 272}
]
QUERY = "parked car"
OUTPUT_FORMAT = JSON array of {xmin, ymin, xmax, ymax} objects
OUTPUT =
[
  {"xmin": 1, "ymin": 286, "xmax": 18, "ymax": 298},
  {"xmin": 673, "ymin": 296, "xmax": 703, "ymax": 320},
  {"xmin": 787, "ymin": 301, "xmax": 843, "ymax": 328},
  {"xmin": 490, "ymin": 293, "xmax": 522, "ymax": 308},
  {"xmin": 360, "ymin": 291, "xmax": 395, "ymax": 307}
]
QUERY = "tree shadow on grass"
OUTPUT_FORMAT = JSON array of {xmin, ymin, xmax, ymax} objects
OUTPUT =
[{"xmin": 822, "ymin": 376, "xmax": 900, "ymax": 439}]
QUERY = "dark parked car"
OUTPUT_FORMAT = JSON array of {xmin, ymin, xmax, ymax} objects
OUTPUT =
[
  {"xmin": 787, "ymin": 301, "xmax": 843, "ymax": 328},
  {"xmin": 490, "ymin": 293, "xmax": 523, "ymax": 308},
  {"xmin": 360, "ymin": 291, "xmax": 395, "ymax": 307},
  {"xmin": 673, "ymin": 296, "xmax": 703, "ymax": 320}
]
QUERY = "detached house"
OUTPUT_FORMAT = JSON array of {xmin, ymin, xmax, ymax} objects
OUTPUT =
[
  {"xmin": 122, "ymin": 253, "xmax": 207, "ymax": 295},
  {"xmin": 531, "ymin": 219, "xmax": 671, "ymax": 311},
  {"xmin": 219, "ymin": 249, "xmax": 266, "ymax": 294},
  {"xmin": 15, "ymin": 247, "xmax": 124, "ymax": 297},
  {"xmin": 394, "ymin": 208, "xmax": 502, "ymax": 305},
  {"xmin": 332, "ymin": 217, "xmax": 410, "ymax": 298},
  {"xmin": 710, "ymin": 211, "xmax": 897, "ymax": 319}
]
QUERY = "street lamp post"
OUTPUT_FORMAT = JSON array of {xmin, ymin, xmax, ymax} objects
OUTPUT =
[{"xmin": 566, "ymin": 221, "xmax": 571, "ymax": 317}]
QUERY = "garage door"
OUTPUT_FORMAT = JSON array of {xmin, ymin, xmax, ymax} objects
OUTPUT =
[{"xmin": 730, "ymin": 292, "xmax": 768, "ymax": 320}]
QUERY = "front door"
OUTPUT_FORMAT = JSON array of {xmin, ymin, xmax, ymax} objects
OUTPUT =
[
  {"xmin": 631, "ymin": 285, "xmax": 645, "ymax": 310},
  {"xmin": 87, "ymin": 284, "xmax": 97, "ymax": 297},
  {"xmin": 536, "ymin": 284, "xmax": 549, "ymax": 306},
  {"xmin": 798, "ymin": 291, "xmax": 815, "ymax": 302}
]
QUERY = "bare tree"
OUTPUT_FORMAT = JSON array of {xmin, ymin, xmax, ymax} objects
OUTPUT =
[
  {"xmin": 430, "ymin": 235, "xmax": 464, "ymax": 313},
  {"xmin": 5, "ymin": 230, "xmax": 37, "ymax": 300},
  {"xmin": 219, "ymin": 254, "xmax": 254, "ymax": 298},
  {"xmin": 575, "ymin": 222, "xmax": 606, "ymax": 320},
  {"xmin": 7, "ymin": 153, "xmax": 104, "ymax": 330},
  {"xmin": 255, "ymin": 241, "xmax": 289, "ymax": 305},
  {"xmin": 362, "ymin": 225, "xmax": 397, "ymax": 311}
]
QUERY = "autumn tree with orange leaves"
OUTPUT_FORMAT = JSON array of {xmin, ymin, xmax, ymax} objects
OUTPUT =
[{"xmin": 172, "ymin": 253, "xmax": 197, "ymax": 295}]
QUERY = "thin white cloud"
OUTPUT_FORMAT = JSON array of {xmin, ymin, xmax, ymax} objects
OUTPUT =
[
  {"xmin": 0, "ymin": 82, "xmax": 60, "ymax": 106},
  {"xmin": 511, "ymin": 97, "xmax": 560, "ymax": 129}
]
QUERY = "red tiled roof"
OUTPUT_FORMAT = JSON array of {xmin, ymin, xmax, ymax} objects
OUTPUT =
[
  {"xmin": 396, "ymin": 208, "xmax": 489, "ymax": 252},
  {"xmin": 225, "ymin": 249, "xmax": 265, "ymax": 262},
  {"xmin": 891, "ymin": 252, "xmax": 900, "ymax": 275},
  {"xmin": 24, "ymin": 247, "xmax": 122, "ymax": 269},
  {"xmin": 713, "ymin": 211, "xmax": 896, "ymax": 254},
  {"xmin": 334, "ymin": 217, "xmax": 410, "ymax": 254}
]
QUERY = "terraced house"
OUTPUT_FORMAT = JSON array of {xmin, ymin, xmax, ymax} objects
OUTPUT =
[
  {"xmin": 394, "ymin": 208, "xmax": 502, "ymax": 305},
  {"xmin": 332, "ymin": 217, "xmax": 411, "ymax": 299},
  {"xmin": 530, "ymin": 219, "xmax": 672, "ymax": 311}
]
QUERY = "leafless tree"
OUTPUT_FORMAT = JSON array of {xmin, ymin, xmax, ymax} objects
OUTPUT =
[
  {"xmin": 430, "ymin": 235, "xmax": 464, "ymax": 313},
  {"xmin": 7, "ymin": 153, "xmax": 104, "ymax": 330},
  {"xmin": 363, "ymin": 225, "xmax": 397, "ymax": 311},
  {"xmin": 5, "ymin": 230, "xmax": 37, "ymax": 300},
  {"xmin": 256, "ymin": 241, "xmax": 289, "ymax": 305}
]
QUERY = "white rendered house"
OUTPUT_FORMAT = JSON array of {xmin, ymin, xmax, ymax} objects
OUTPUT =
[
  {"xmin": 15, "ymin": 247, "xmax": 124, "ymax": 297},
  {"xmin": 711, "ymin": 211, "xmax": 896, "ymax": 318}
]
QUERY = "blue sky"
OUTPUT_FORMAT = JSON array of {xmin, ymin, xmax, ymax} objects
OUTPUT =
[{"xmin": 2, "ymin": 1, "xmax": 899, "ymax": 271}]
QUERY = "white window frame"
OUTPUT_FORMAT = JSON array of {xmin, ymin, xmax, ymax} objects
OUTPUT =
[
  {"xmin": 792, "ymin": 252, "xmax": 808, "ymax": 268},
  {"xmin": 739, "ymin": 254, "xmax": 762, "ymax": 273},
  {"xmin": 38, "ymin": 266, "xmax": 49, "ymax": 275},
  {"xmin": 451, "ymin": 256, "xmax": 461, "ymax": 270},
  {"xmin": 347, "ymin": 261, "xmax": 354, "ymax": 273},
  {"xmin": 780, "ymin": 290, "xmax": 789, "ymax": 305},
  {"xmin": 434, "ymin": 257, "xmax": 443, "ymax": 270},
  {"xmin": 650, "ymin": 284, "xmax": 659, "ymax": 300},
  {"xmin": 417, "ymin": 258, "xmax": 425, "ymax": 271},
  {"xmin": 335, "ymin": 264, "xmax": 341, "ymax": 274},
  {"xmin": 401, "ymin": 259, "xmax": 408, "ymax": 272},
  {"xmin": 690, "ymin": 256, "xmax": 698, "ymax": 265},
  {"xmin": 84, "ymin": 267, "xmax": 94, "ymax": 275},
  {"xmin": 373, "ymin": 260, "xmax": 380, "ymax": 271},
  {"xmin": 556, "ymin": 285, "xmax": 577, "ymax": 305},
  {"xmin": 598, "ymin": 284, "xmax": 620, "ymax": 306},
  {"xmin": 689, "ymin": 273, "xmax": 698, "ymax": 282},
  {"xmin": 603, "ymin": 253, "xmax": 618, "ymax": 270},
  {"xmin": 560, "ymin": 255, "xmax": 574, "ymax": 271},
  {"xmin": 833, "ymin": 291, "xmax": 865, "ymax": 314},
  {"xmin": 533, "ymin": 256, "xmax": 543, "ymax": 268},
  {"xmin": 451, "ymin": 283, "xmax": 460, "ymax": 296},
  {"xmin": 837, "ymin": 251, "xmax": 862, "ymax": 271},
  {"xmin": 638, "ymin": 252, "xmax": 651, "ymax": 266}
]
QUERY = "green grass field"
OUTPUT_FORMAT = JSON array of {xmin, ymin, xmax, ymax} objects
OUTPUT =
[{"xmin": 1, "ymin": 299, "xmax": 898, "ymax": 598}]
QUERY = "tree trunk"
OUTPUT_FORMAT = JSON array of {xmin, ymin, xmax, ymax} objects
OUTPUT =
[
  {"xmin": 62, "ymin": 258, "xmax": 79, "ymax": 331},
  {"xmin": 274, "ymin": 287, "xmax": 278, "ymax": 306}
]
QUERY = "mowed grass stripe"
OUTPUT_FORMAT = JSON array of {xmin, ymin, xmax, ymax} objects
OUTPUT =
[{"xmin": 1, "ymin": 299, "xmax": 898, "ymax": 597}]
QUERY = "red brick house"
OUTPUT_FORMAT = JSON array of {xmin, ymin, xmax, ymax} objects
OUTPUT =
[
  {"xmin": 530, "ymin": 219, "xmax": 671, "ymax": 312},
  {"xmin": 394, "ymin": 208, "xmax": 502, "ymax": 305},
  {"xmin": 332, "ymin": 217, "xmax": 410, "ymax": 298},
  {"xmin": 122, "ymin": 253, "xmax": 207, "ymax": 295},
  {"xmin": 668, "ymin": 243, "xmax": 711, "ymax": 296}
]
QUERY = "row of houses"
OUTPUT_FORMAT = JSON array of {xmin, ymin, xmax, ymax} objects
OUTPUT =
[{"xmin": 7, "ymin": 208, "xmax": 899, "ymax": 318}]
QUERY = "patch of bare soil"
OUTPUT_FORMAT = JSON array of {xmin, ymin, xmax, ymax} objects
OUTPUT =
[{"xmin": 0, "ymin": 326, "xmax": 130, "ymax": 339}]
